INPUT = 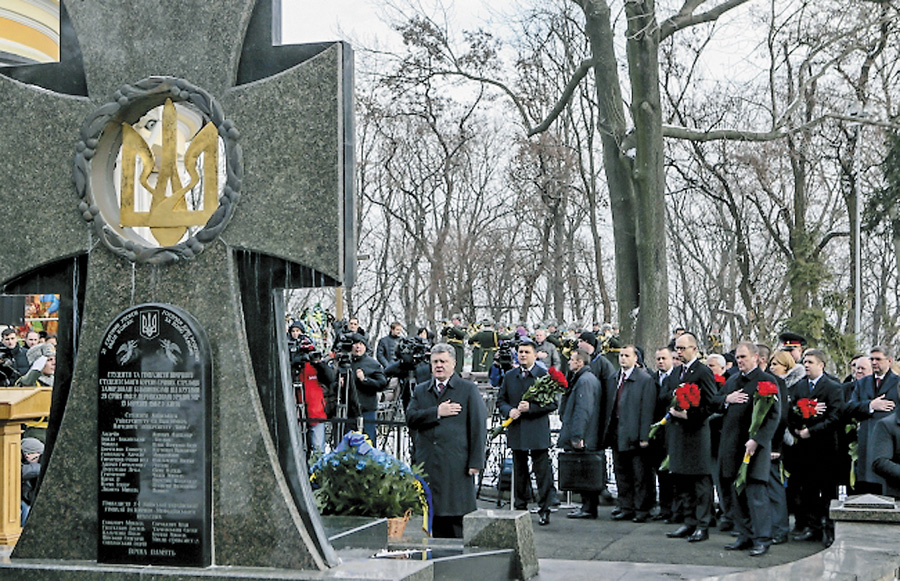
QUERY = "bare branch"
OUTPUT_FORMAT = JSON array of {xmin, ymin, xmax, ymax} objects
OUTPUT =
[
  {"xmin": 659, "ymin": 0, "xmax": 754, "ymax": 41},
  {"xmin": 663, "ymin": 113, "xmax": 900, "ymax": 142}
]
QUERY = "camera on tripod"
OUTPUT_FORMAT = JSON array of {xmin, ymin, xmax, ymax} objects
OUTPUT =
[{"xmin": 0, "ymin": 346, "xmax": 19, "ymax": 386}]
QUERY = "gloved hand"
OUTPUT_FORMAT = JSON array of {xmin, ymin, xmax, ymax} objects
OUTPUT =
[{"xmin": 30, "ymin": 356, "xmax": 47, "ymax": 372}]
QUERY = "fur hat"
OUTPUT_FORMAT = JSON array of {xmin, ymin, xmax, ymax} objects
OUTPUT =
[
  {"xmin": 21, "ymin": 437, "xmax": 44, "ymax": 455},
  {"xmin": 26, "ymin": 343, "xmax": 55, "ymax": 365}
]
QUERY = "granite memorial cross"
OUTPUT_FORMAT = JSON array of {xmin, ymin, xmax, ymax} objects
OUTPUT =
[{"xmin": 0, "ymin": 0, "xmax": 353, "ymax": 572}]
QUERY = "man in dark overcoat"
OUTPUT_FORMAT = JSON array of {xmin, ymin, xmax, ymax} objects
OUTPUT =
[
  {"xmin": 578, "ymin": 331, "xmax": 617, "ymax": 504},
  {"xmin": 713, "ymin": 342, "xmax": 782, "ymax": 556},
  {"xmin": 785, "ymin": 348, "xmax": 843, "ymax": 548},
  {"xmin": 406, "ymin": 343, "xmax": 487, "ymax": 538},
  {"xmin": 559, "ymin": 349, "xmax": 603, "ymax": 519},
  {"xmin": 872, "ymin": 406, "xmax": 900, "ymax": 496},
  {"xmin": 845, "ymin": 346, "xmax": 898, "ymax": 494},
  {"xmin": 610, "ymin": 345, "xmax": 657, "ymax": 522},
  {"xmin": 664, "ymin": 332, "xmax": 717, "ymax": 542},
  {"xmin": 497, "ymin": 338, "xmax": 556, "ymax": 525}
]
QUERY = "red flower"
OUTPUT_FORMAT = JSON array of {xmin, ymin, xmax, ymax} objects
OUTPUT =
[
  {"xmin": 757, "ymin": 381, "xmax": 778, "ymax": 397},
  {"xmin": 675, "ymin": 383, "xmax": 701, "ymax": 409},
  {"xmin": 548, "ymin": 367, "xmax": 568, "ymax": 388},
  {"xmin": 796, "ymin": 398, "xmax": 818, "ymax": 419},
  {"xmin": 714, "ymin": 374, "xmax": 726, "ymax": 386}
]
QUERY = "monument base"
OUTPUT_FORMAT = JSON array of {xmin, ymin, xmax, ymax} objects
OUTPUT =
[{"xmin": 0, "ymin": 559, "xmax": 431, "ymax": 581}]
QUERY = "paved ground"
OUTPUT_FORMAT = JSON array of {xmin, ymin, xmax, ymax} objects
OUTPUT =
[{"xmin": 475, "ymin": 496, "xmax": 825, "ymax": 580}]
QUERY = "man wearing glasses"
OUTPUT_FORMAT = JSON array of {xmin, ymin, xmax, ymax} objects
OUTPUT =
[
  {"xmin": 663, "ymin": 332, "xmax": 717, "ymax": 543},
  {"xmin": 846, "ymin": 346, "xmax": 898, "ymax": 495}
]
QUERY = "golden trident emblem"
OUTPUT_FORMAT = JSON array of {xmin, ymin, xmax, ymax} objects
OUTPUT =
[{"xmin": 119, "ymin": 98, "xmax": 219, "ymax": 246}]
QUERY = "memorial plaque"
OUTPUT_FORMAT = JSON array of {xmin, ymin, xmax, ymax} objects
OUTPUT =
[{"xmin": 97, "ymin": 303, "xmax": 211, "ymax": 566}]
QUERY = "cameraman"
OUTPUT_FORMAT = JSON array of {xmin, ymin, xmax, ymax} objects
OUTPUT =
[
  {"xmin": 490, "ymin": 338, "xmax": 520, "ymax": 387},
  {"xmin": 346, "ymin": 334, "xmax": 386, "ymax": 443},
  {"xmin": 2, "ymin": 328, "xmax": 28, "ymax": 380},
  {"xmin": 291, "ymin": 335, "xmax": 334, "ymax": 455}
]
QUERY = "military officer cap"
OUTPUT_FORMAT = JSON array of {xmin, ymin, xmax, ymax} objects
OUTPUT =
[{"xmin": 778, "ymin": 331, "xmax": 807, "ymax": 350}]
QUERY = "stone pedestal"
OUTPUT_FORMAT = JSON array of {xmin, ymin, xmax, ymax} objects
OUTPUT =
[
  {"xmin": 0, "ymin": 388, "xmax": 51, "ymax": 546},
  {"xmin": 463, "ymin": 509, "xmax": 537, "ymax": 580}
]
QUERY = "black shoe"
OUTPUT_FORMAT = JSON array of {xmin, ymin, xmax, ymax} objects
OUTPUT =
[
  {"xmin": 567, "ymin": 509, "xmax": 597, "ymax": 520},
  {"xmin": 793, "ymin": 529, "xmax": 821, "ymax": 542},
  {"xmin": 538, "ymin": 512, "xmax": 550, "ymax": 526},
  {"xmin": 610, "ymin": 507, "xmax": 624, "ymax": 517},
  {"xmin": 749, "ymin": 543, "xmax": 769, "ymax": 557},
  {"xmin": 612, "ymin": 511, "xmax": 635, "ymax": 521},
  {"xmin": 687, "ymin": 529, "xmax": 709, "ymax": 543},
  {"xmin": 632, "ymin": 514, "xmax": 649, "ymax": 523},
  {"xmin": 718, "ymin": 521, "xmax": 734, "ymax": 532},
  {"xmin": 771, "ymin": 534, "xmax": 788, "ymax": 545},
  {"xmin": 724, "ymin": 538, "xmax": 754, "ymax": 550},
  {"xmin": 666, "ymin": 525, "xmax": 695, "ymax": 538},
  {"xmin": 652, "ymin": 512, "xmax": 670, "ymax": 521}
]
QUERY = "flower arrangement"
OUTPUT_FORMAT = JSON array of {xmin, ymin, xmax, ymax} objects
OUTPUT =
[
  {"xmin": 735, "ymin": 381, "xmax": 779, "ymax": 494},
  {"xmin": 648, "ymin": 383, "xmax": 701, "ymax": 440},
  {"xmin": 795, "ymin": 398, "xmax": 818, "ymax": 419},
  {"xmin": 310, "ymin": 432, "xmax": 432, "ymax": 532},
  {"xmin": 489, "ymin": 367, "xmax": 568, "ymax": 439}
]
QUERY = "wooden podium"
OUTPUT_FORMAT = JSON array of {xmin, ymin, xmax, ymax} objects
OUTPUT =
[{"xmin": 0, "ymin": 388, "xmax": 51, "ymax": 545}]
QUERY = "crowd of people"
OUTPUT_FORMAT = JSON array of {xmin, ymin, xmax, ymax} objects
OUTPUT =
[{"xmin": 285, "ymin": 315, "xmax": 900, "ymax": 548}]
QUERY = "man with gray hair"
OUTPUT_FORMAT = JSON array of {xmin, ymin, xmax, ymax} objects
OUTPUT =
[{"xmin": 406, "ymin": 343, "xmax": 487, "ymax": 538}]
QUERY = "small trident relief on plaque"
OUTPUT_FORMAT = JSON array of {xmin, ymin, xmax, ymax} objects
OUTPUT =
[{"xmin": 119, "ymin": 98, "xmax": 220, "ymax": 247}]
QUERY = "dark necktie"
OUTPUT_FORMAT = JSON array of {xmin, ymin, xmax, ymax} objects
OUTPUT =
[
  {"xmin": 680, "ymin": 363, "xmax": 688, "ymax": 380},
  {"xmin": 437, "ymin": 382, "xmax": 445, "ymax": 395},
  {"xmin": 521, "ymin": 368, "xmax": 531, "ymax": 379},
  {"xmin": 616, "ymin": 373, "xmax": 626, "ymax": 416},
  {"xmin": 809, "ymin": 380, "xmax": 816, "ymax": 395},
  {"xmin": 876, "ymin": 377, "xmax": 883, "ymax": 390}
]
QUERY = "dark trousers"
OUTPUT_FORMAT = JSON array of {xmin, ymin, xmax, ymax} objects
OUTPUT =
[
  {"xmin": 512, "ymin": 448, "xmax": 552, "ymax": 514},
  {"xmin": 793, "ymin": 471, "xmax": 836, "ymax": 534},
  {"xmin": 674, "ymin": 473, "xmax": 713, "ymax": 530},
  {"xmin": 613, "ymin": 447, "xmax": 654, "ymax": 516},
  {"xmin": 722, "ymin": 475, "xmax": 772, "ymax": 544},
  {"xmin": 766, "ymin": 459, "xmax": 789, "ymax": 538},
  {"xmin": 432, "ymin": 515, "xmax": 464, "ymax": 538},
  {"xmin": 580, "ymin": 491, "xmax": 600, "ymax": 515}
]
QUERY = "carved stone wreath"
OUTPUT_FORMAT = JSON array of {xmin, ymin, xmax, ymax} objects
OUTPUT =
[{"xmin": 74, "ymin": 77, "xmax": 242, "ymax": 264}]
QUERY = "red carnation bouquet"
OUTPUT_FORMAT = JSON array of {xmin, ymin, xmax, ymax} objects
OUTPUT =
[
  {"xmin": 714, "ymin": 374, "xmax": 726, "ymax": 388},
  {"xmin": 648, "ymin": 383, "xmax": 701, "ymax": 439},
  {"xmin": 489, "ymin": 367, "xmax": 568, "ymax": 439},
  {"xmin": 735, "ymin": 380, "xmax": 780, "ymax": 494},
  {"xmin": 795, "ymin": 398, "xmax": 818, "ymax": 419}
]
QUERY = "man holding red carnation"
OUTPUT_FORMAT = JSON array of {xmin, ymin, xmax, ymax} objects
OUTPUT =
[
  {"xmin": 713, "ymin": 342, "xmax": 782, "ymax": 556},
  {"xmin": 663, "ymin": 332, "xmax": 718, "ymax": 543},
  {"xmin": 785, "ymin": 348, "xmax": 843, "ymax": 548}
]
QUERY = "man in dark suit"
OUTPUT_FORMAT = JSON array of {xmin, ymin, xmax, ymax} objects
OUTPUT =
[
  {"xmin": 610, "ymin": 345, "xmax": 657, "ymax": 522},
  {"xmin": 406, "ymin": 343, "xmax": 487, "ymax": 538},
  {"xmin": 559, "ymin": 349, "xmax": 603, "ymax": 519},
  {"xmin": 652, "ymin": 346, "xmax": 677, "ymax": 521},
  {"xmin": 714, "ymin": 342, "xmax": 782, "ymax": 556},
  {"xmin": 497, "ymin": 338, "xmax": 557, "ymax": 525},
  {"xmin": 785, "ymin": 348, "xmax": 843, "ymax": 548},
  {"xmin": 872, "ymin": 406, "xmax": 900, "ymax": 496},
  {"xmin": 664, "ymin": 332, "xmax": 717, "ymax": 542},
  {"xmin": 845, "ymin": 346, "xmax": 898, "ymax": 495}
]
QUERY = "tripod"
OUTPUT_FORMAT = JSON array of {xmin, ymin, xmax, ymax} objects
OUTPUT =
[{"xmin": 331, "ymin": 355, "xmax": 363, "ymax": 447}]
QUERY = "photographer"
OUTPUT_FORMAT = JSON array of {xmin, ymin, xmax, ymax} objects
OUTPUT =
[
  {"xmin": 345, "ymin": 334, "xmax": 386, "ymax": 443},
  {"xmin": 291, "ymin": 334, "xmax": 334, "ymax": 454}
]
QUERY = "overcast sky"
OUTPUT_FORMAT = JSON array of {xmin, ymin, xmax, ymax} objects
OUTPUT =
[{"xmin": 279, "ymin": 0, "xmax": 513, "ymax": 47}]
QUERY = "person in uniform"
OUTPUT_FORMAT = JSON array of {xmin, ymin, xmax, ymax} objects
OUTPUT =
[
  {"xmin": 468, "ymin": 319, "xmax": 500, "ymax": 372},
  {"xmin": 441, "ymin": 314, "xmax": 467, "ymax": 374}
]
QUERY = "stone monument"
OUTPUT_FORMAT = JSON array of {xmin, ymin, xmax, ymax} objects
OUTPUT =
[{"xmin": 0, "ymin": 0, "xmax": 370, "ymax": 577}]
